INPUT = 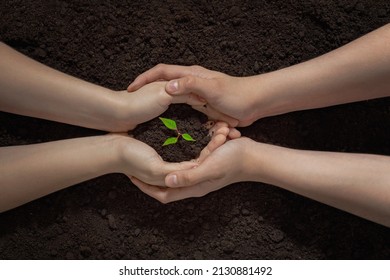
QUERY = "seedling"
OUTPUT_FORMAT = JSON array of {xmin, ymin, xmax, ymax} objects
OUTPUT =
[{"xmin": 159, "ymin": 117, "xmax": 196, "ymax": 146}]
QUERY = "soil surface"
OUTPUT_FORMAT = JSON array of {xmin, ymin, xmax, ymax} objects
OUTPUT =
[
  {"xmin": 132, "ymin": 105, "xmax": 210, "ymax": 162},
  {"xmin": 1, "ymin": 0, "xmax": 390, "ymax": 259}
]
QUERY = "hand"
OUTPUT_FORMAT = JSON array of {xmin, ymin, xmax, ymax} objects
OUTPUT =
[
  {"xmin": 127, "ymin": 64, "xmax": 262, "ymax": 127},
  {"xmin": 114, "ymin": 134, "xmax": 198, "ymax": 186},
  {"xmin": 117, "ymin": 120, "xmax": 240, "ymax": 187},
  {"xmin": 130, "ymin": 136, "xmax": 253, "ymax": 204},
  {"xmin": 115, "ymin": 81, "xmax": 206, "ymax": 131}
]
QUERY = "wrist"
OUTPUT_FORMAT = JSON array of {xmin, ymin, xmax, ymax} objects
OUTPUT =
[
  {"xmin": 104, "ymin": 133, "xmax": 131, "ymax": 173},
  {"xmin": 244, "ymin": 71, "xmax": 298, "ymax": 120},
  {"xmin": 108, "ymin": 90, "xmax": 137, "ymax": 132},
  {"xmin": 79, "ymin": 87, "xmax": 132, "ymax": 132},
  {"xmin": 235, "ymin": 138, "xmax": 265, "ymax": 181},
  {"xmin": 242, "ymin": 140, "xmax": 283, "ymax": 184},
  {"xmin": 99, "ymin": 134, "xmax": 130, "ymax": 174}
]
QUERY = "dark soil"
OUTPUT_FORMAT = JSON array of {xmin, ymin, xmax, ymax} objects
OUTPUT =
[
  {"xmin": 132, "ymin": 105, "xmax": 210, "ymax": 162},
  {"xmin": 1, "ymin": 0, "xmax": 389, "ymax": 259}
]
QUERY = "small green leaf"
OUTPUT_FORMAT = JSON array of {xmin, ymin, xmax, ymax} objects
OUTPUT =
[
  {"xmin": 162, "ymin": 137, "xmax": 178, "ymax": 146},
  {"xmin": 182, "ymin": 133, "xmax": 196, "ymax": 142},
  {"xmin": 159, "ymin": 117, "xmax": 177, "ymax": 130}
]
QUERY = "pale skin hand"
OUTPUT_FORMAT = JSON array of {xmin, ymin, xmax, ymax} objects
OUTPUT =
[
  {"xmin": 0, "ymin": 42, "xmax": 233, "ymax": 212},
  {"xmin": 128, "ymin": 24, "xmax": 390, "ymax": 125},
  {"xmin": 128, "ymin": 65, "xmax": 250, "ymax": 126},
  {"xmin": 0, "ymin": 134, "xmax": 197, "ymax": 213},
  {"xmin": 0, "ymin": 122, "xmax": 238, "ymax": 213},
  {"xmin": 131, "ymin": 137, "xmax": 249, "ymax": 203},
  {"xmin": 0, "ymin": 42, "xmax": 204, "ymax": 132},
  {"xmin": 128, "ymin": 24, "xmax": 390, "ymax": 227},
  {"xmin": 130, "ymin": 121, "xmax": 242, "ymax": 195},
  {"xmin": 116, "ymin": 82, "xmax": 206, "ymax": 130},
  {"xmin": 132, "ymin": 138, "xmax": 390, "ymax": 227}
]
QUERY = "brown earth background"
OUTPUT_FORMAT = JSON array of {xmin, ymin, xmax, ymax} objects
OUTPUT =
[{"xmin": 0, "ymin": 0, "xmax": 389, "ymax": 259}]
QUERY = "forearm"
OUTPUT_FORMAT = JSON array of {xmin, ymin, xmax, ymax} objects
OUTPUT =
[
  {"xmin": 246, "ymin": 142, "xmax": 390, "ymax": 227},
  {"xmin": 249, "ymin": 24, "xmax": 390, "ymax": 119},
  {"xmin": 0, "ymin": 42, "xmax": 125, "ymax": 131},
  {"xmin": 0, "ymin": 134, "xmax": 121, "ymax": 212}
]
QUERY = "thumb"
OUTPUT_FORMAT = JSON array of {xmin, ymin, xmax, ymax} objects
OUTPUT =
[
  {"xmin": 161, "ymin": 160, "xmax": 199, "ymax": 175},
  {"xmin": 165, "ymin": 163, "xmax": 216, "ymax": 188},
  {"xmin": 166, "ymin": 76, "xmax": 218, "ymax": 101}
]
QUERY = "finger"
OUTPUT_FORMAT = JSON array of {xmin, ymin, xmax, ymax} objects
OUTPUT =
[
  {"xmin": 130, "ymin": 177, "xmax": 170, "ymax": 203},
  {"xmin": 130, "ymin": 176, "xmax": 189, "ymax": 204},
  {"xmin": 165, "ymin": 161, "xmax": 218, "ymax": 188},
  {"xmin": 127, "ymin": 64, "xmax": 197, "ymax": 92},
  {"xmin": 197, "ymin": 133, "xmax": 227, "ymax": 163},
  {"xmin": 214, "ymin": 126, "xmax": 230, "ymax": 137},
  {"xmin": 165, "ymin": 75, "xmax": 219, "ymax": 102},
  {"xmin": 192, "ymin": 104, "xmax": 239, "ymax": 127},
  {"xmin": 161, "ymin": 161, "xmax": 199, "ymax": 176},
  {"xmin": 131, "ymin": 177, "xmax": 214, "ymax": 204},
  {"xmin": 171, "ymin": 93, "xmax": 207, "ymax": 106},
  {"xmin": 228, "ymin": 128, "xmax": 241, "ymax": 139},
  {"xmin": 208, "ymin": 121, "xmax": 228, "ymax": 136}
]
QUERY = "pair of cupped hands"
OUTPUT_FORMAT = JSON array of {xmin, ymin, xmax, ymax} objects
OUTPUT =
[{"xmin": 120, "ymin": 64, "xmax": 257, "ymax": 203}]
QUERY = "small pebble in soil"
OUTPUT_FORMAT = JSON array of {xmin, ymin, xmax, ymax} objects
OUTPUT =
[
  {"xmin": 232, "ymin": 208, "xmax": 240, "ymax": 216},
  {"xmin": 221, "ymin": 240, "xmax": 235, "ymax": 254},
  {"xmin": 80, "ymin": 246, "xmax": 92, "ymax": 258},
  {"xmin": 134, "ymin": 228, "xmax": 141, "ymax": 237},
  {"xmin": 269, "ymin": 229, "xmax": 285, "ymax": 243},
  {"xmin": 107, "ymin": 214, "xmax": 117, "ymax": 230},
  {"xmin": 258, "ymin": 216, "xmax": 264, "ymax": 222}
]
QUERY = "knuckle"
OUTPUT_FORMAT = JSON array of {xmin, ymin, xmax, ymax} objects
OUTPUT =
[
  {"xmin": 190, "ymin": 65, "xmax": 205, "ymax": 73},
  {"xmin": 181, "ymin": 173, "xmax": 193, "ymax": 186},
  {"xmin": 190, "ymin": 64, "xmax": 200, "ymax": 70},
  {"xmin": 156, "ymin": 63, "xmax": 166, "ymax": 68},
  {"xmin": 184, "ymin": 75, "xmax": 197, "ymax": 89},
  {"xmin": 155, "ymin": 63, "xmax": 167, "ymax": 72}
]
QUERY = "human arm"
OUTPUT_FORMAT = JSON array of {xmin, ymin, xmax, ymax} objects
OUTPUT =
[
  {"xmin": 0, "ymin": 43, "xmax": 205, "ymax": 132},
  {"xmin": 0, "ymin": 121, "xmax": 238, "ymax": 212},
  {"xmin": 128, "ymin": 24, "xmax": 390, "ymax": 126},
  {"xmin": 0, "ymin": 134, "xmax": 196, "ymax": 213},
  {"xmin": 132, "ymin": 138, "xmax": 390, "ymax": 227}
]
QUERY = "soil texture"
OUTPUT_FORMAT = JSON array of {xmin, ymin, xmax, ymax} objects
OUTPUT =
[{"xmin": 0, "ymin": 0, "xmax": 389, "ymax": 259}]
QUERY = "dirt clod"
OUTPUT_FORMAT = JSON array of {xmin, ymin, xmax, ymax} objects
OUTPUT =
[
  {"xmin": 107, "ymin": 214, "xmax": 117, "ymax": 230},
  {"xmin": 269, "ymin": 229, "xmax": 285, "ymax": 243}
]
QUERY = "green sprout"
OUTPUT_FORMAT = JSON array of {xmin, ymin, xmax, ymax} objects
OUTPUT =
[{"xmin": 159, "ymin": 117, "xmax": 196, "ymax": 146}]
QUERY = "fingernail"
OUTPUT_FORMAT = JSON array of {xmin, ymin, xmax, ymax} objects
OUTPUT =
[
  {"xmin": 167, "ymin": 174, "xmax": 178, "ymax": 186},
  {"xmin": 168, "ymin": 80, "xmax": 179, "ymax": 92}
]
